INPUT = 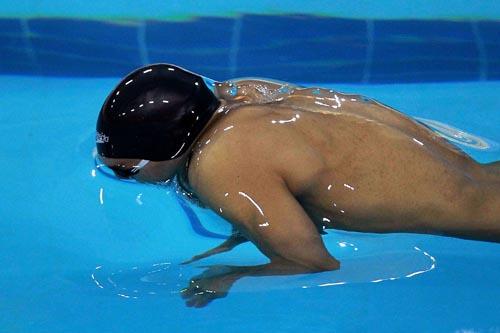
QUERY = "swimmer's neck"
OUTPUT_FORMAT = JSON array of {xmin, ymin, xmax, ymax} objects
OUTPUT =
[{"xmin": 214, "ymin": 78, "xmax": 288, "ymax": 104}]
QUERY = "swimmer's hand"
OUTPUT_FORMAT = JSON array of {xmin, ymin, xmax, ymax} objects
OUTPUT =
[
  {"xmin": 181, "ymin": 233, "xmax": 248, "ymax": 265},
  {"xmin": 181, "ymin": 258, "xmax": 340, "ymax": 308},
  {"xmin": 181, "ymin": 265, "xmax": 238, "ymax": 308}
]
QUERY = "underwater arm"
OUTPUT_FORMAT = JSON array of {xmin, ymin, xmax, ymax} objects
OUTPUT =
[
  {"xmin": 181, "ymin": 232, "xmax": 248, "ymax": 264},
  {"xmin": 182, "ymin": 173, "xmax": 339, "ymax": 307}
]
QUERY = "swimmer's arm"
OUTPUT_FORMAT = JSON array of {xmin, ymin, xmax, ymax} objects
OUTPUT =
[
  {"xmin": 182, "ymin": 180, "xmax": 339, "ymax": 307},
  {"xmin": 183, "ymin": 159, "xmax": 339, "ymax": 307},
  {"xmin": 200, "ymin": 173, "xmax": 340, "ymax": 272},
  {"xmin": 181, "ymin": 232, "xmax": 248, "ymax": 264}
]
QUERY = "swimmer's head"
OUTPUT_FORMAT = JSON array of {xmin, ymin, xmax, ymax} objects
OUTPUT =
[
  {"xmin": 96, "ymin": 63, "xmax": 221, "ymax": 161},
  {"xmin": 95, "ymin": 64, "xmax": 221, "ymax": 181}
]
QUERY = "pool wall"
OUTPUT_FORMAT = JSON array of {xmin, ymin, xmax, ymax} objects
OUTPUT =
[
  {"xmin": 2, "ymin": 0, "xmax": 500, "ymax": 20},
  {"xmin": 1, "ymin": 15, "xmax": 499, "ymax": 83}
]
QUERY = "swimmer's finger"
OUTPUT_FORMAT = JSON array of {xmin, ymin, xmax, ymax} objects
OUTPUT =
[
  {"xmin": 180, "ymin": 281, "xmax": 201, "ymax": 299},
  {"xmin": 184, "ymin": 290, "xmax": 207, "ymax": 307},
  {"xmin": 180, "ymin": 287, "xmax": 192, "ymax": 299}
]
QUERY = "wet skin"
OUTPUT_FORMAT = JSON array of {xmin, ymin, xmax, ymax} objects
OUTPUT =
[{"xmin": 101, "ymin": 79, "xmax": 500, "ymax": 307}]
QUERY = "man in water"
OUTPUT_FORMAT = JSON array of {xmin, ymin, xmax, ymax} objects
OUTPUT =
[{"xmin": 96, "ymin": 64, "xmax": 500, "ymax": 307}]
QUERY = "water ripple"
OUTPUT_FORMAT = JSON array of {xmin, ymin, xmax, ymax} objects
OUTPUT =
[{"xmin": 416, "ymin": 117, "xmax": 498, "ymax": 150}]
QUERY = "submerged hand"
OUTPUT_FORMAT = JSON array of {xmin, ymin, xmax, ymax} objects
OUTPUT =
[{"xmin": 181, "ymin": 265, "xmax": 239, "ymax": 308}]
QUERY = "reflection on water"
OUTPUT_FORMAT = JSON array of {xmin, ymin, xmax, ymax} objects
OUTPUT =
[
  {"xmin": 91, "ymin": 243, "xmax": 436, "ymax": 299},
  {"xmin": 91, "ymin": 262, "xmax": 186, "ymax": 299}
]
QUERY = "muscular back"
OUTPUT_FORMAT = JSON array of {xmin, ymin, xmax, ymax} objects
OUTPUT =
[{"xmin": 187, "ymin": 93, "xmax": 495, "ymax": 243}]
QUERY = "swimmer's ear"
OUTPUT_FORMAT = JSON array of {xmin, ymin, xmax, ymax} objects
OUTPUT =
[{"xmin": 181, "ymin": 233, "xmax": 248, "ymax": 265}]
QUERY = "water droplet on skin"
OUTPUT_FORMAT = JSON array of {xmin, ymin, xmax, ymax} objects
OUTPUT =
[
  {"xmin": 278, "ymin": 86, "xmax": 290, "ymax": 93},
  {"xmin": 229, "ymin": 86, "xmax": 238, "ymax": 96}
]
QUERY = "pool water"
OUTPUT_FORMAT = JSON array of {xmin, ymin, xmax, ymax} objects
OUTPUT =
[{"xmin": 1, "ymin": 74, "xmax": 499, "ymax": 332}]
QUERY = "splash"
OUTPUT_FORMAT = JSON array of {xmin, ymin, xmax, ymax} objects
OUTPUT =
[{"xmin": 415, "ymin": 117, "xmax": 498, "ymax": 151}]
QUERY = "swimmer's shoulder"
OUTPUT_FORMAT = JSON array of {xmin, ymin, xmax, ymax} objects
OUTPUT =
[
  {"xmin": 188, "ymin": 106, "xmax": 272, "ymax": 173},
  {"xmin": 187, "ymin": 105, "xmax": 287, "ymax": 189},
  {"xmin": 187, "ymin": 103, "xmax": 323, "ymax": 199}
]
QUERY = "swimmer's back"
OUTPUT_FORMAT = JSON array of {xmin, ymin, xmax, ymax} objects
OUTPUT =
[{"xmin": 188, "ymin": 101, "xmax": 492, "ymax": 238}]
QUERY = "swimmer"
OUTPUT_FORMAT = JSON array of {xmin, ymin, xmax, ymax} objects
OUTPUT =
[{"xmin": 96, "ymin": 64, "xmax": 500, "ymax": 307}]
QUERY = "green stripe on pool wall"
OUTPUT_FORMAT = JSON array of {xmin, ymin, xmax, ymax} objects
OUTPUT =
[
  {"xmin": 1, "ymin": 0, "xmax": 500, "ymax": 20},
  {"xmin": 0, "ymin": 15, "xmax": 499, "ymax": 83}
]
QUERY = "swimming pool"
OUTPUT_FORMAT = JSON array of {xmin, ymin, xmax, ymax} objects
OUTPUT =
[{"xmin": 1, "ymin": 2, "xmax": 499, "ymax": 333}]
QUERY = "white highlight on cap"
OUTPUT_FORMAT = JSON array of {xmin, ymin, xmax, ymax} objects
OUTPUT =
[
  {"xmin": 168, "ymin": 67, "xmax": 175, "ymax": 71},
  {"xmin": 143, "ymin": 68, "xmax": 152, "ymax": 73},
  {"xmin": 162, "ymin": 100, "xmax": 169, "ymax": 103},
  {"xmin": 170, "ymin": 142, "xmax": 186, "ymax": 159},
  {"xmin": 149, "ymin": 100, "xmax": 154, "ymax": 104},
  {"xmin": 125, "ymin": 79, "xmax": 133, "ymax": 85}
]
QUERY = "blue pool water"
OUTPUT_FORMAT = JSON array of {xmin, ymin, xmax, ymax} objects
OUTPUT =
[
  {"xmin": 1, "ymin": 76, "xmax": 499, "ymax": 333},
  {"xmin": 1, "ymin": 3, "xmax": 500, "ymax": 333}
]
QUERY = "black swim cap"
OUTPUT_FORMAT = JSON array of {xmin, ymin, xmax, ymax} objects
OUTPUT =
[{"xmin": 96, "ymin": 64, "xmax": 221, "ymax": 161}]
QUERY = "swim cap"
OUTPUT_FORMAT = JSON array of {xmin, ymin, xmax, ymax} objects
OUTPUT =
[{"xmin": 96, "ymin": 64, "xmax": 221, "ymax": 161}]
